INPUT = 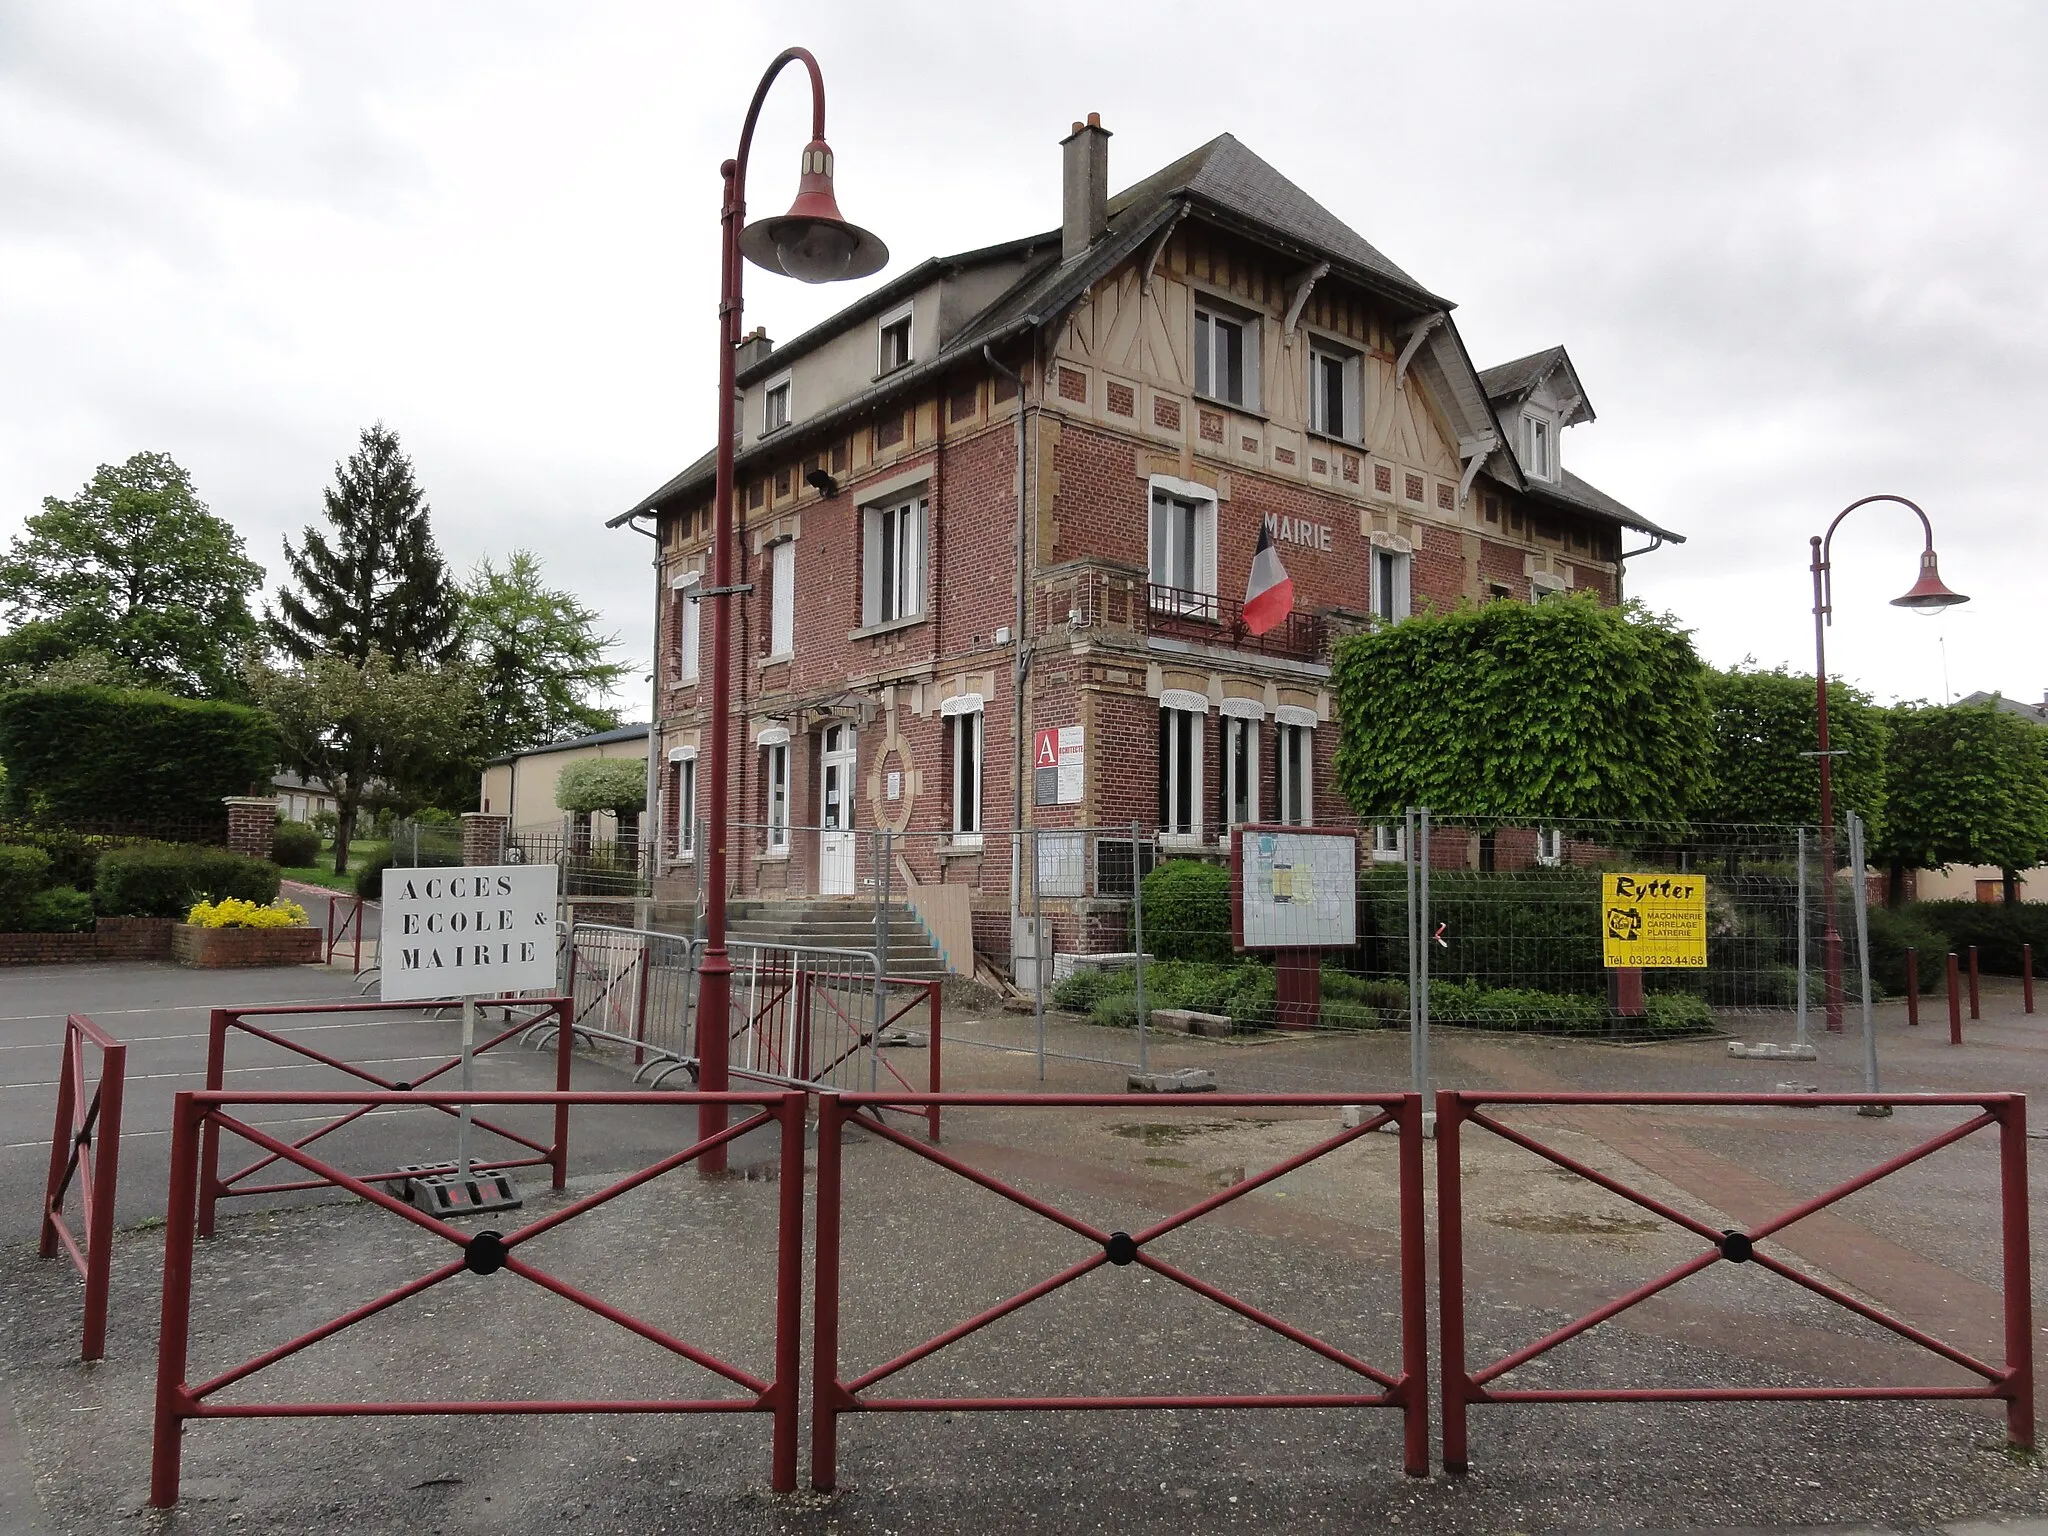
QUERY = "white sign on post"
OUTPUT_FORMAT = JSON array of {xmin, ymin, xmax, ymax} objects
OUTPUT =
[{"xmin": 379, "ymin": 864, "xmax": 560, "ymax": 1002}]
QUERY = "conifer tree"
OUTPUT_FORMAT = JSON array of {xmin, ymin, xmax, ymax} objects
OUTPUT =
[{"xmin": 268, "ymin": 423, "xmax": 458, "ymax": 668}]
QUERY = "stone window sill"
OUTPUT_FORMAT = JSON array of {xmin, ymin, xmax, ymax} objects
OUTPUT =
[{"xmin": 849, "ymin": 612, "xmax": 926, "ymax": 642}]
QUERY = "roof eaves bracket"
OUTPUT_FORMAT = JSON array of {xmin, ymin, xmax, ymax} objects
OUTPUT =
[
  {"xmin": 1456, "ymin": 435, "xmax": 1499, "ymax": 507},
  {"xmin": 1394, "ymin": 312, "xmax": 1446, "ymax": 391},
  {"xmin": 1139, "ymin": 204, "xmax": 1189, "ymax": 297},
  {"xmin": 1281, "ymin": 261, "xmax": 1330, "ymax": 336}
]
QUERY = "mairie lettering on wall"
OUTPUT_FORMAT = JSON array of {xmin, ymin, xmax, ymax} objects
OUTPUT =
[{"xmin": 1262, "ymin": 512, "xmax": 1332, "ymax": 553}]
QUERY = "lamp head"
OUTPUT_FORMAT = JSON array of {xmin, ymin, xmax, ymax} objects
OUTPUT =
[
  {"xmin": 739, "ymin": 138, "xmax": 888, "ymax": 283},
  {"xmin": 1891, "ymin": 548, "xmax": 1969, "ymax": 614}
]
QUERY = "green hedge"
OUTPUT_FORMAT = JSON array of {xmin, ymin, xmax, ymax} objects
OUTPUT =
[
  {"xmin": 1862, "ymin": 904, "xmax": 1946, "ymax": 995},
  {"xmin": 23, "ymin": 887, "xmax": 94, "ymax": 933},
  {"xmin": 94, "ymin": 845, "xmax": 280, "ymax": 918},
  {"xmin": 272, "ymin": 820, "xmax": 321, "ymax": 867},
  {"xmin": 0, "ymin": 844, "xmax": 52, "ymax": 930},
  {"xmin": 0, "ymin": 823, "xmax": 139, "ymax": 889},
  {"xmin": 1910, "ymin": 901, "xmax": 2048, "ymax": 976},
  {"xmin": 0, "ymin": 685, "xmax": 276, "ymax": 825},
  {"xmin": 1140, "ymin": 859, "xmax": 1233, "ymax": 963}
]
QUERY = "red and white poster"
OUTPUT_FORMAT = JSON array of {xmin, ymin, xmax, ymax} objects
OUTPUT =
[{"xmin": 1032, "ymin": 725, "xmax": 1084, "ymax": 806}]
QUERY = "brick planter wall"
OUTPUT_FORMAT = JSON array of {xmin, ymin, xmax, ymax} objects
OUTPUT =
[
  {"xmin": 171, "ymin": 924, "xmax": 323, "ymax": 969},
  {"xmin": 0, "ymin": 917, "xmax": 177, "ymax": 967}
]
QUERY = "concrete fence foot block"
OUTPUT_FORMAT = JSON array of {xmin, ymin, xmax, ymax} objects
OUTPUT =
[{"xmin": 1127, "ymin": 1068, "xmax": 1218, "ymax": 1093}]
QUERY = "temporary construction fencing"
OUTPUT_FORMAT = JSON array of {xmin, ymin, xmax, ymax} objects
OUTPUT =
[
  {"xmin": 562, "ymin": 925, "xmax": 700, "ymax": 1085},
  {"xmin": 196, "ymin": 997, "xmax": 573, "ymax": 1236},
  {"xmin": 150, "ymin": 1087, "xmax": 808, "ymax": 1507},
  {"xmin": 1435, "ymin": 1089, "xmax": 2035, "ymax": 1470},
  {"xmin": 40, "ymin": 1013, "xmax": 126, "ymax": 1361},
  {"xmin": 810, "ymin": 1090, "xmax": 1432, "ymax": 1487},
  {"xmin": 323, "ymin": 894, "xmax": 368, "ymax": 972}
]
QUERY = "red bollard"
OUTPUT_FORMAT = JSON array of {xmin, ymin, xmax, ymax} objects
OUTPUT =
[
  {"xmin": 1969, "ymin": 946, "xmax": 1982, "ymax": 1021},
  {"xmin": 1948, "ymin": 952, "xmax": 1964, "ymax": 1045},
  {"xmin": 2025, "ymin": 944, "xmax": 2036, "ymax": 1016},
  {"xmin": 1905, "ymin": 948, "xmax": 1920, "ymax": 1027}
]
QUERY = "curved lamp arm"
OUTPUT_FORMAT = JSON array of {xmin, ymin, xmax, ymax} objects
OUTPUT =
[{"xmin": 1811, "ymin": 493, "xmax": 1950, "ymax": 626}]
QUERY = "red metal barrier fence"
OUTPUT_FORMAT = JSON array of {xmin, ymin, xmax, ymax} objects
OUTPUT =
[
  {"xmin": 151, "ymin": 1087, "xmax": 808, "ymax": 1508},
  {"xmin": 1436, "ymin": 1090, "xmax": 2034, "ymax": 1472},
  {"xmin": 40, "ymin": 1014, "xmax": 126, "ymax": 1362},
  {"xmin": 324, "ymin": 895, "xmax": 365, "ymax": 972},
  {"xmin": 733, "ymin": 973, "xmax": 944, "ymax": 1140},
  {"xmin": 811, "ymin": 1091, "xmax": 1430, "ymax": 1488},
  {"xmin": 198, "ymin": 997, "xmax": 572, "ymax": 1236}
]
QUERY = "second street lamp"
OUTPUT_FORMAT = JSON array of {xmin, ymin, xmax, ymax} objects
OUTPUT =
[
  {"xmin": 1809, "ymin": 493, "xmax": 1968, "ymax": 1031},
  {"xmin": 698, "ymin": 49, "xmax": 888, "ymax": 1172}
]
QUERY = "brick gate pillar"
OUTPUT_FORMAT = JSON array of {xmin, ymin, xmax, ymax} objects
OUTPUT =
[
  {"xmin": 462, "ymin": 812, "xmax": 509, "ymax": 866},
  {"xmin": 222, "ymin": 797, "xmax": 278, "ymax": 861}
]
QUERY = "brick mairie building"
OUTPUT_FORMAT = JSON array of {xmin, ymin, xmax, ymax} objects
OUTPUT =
[{"xmin": 610, "ymin": 116, "xmax": 1682, "ymax": 971}]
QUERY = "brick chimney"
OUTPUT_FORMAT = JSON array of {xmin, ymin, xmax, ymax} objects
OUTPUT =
[
  {"xmin": 735, "ymin": 326, "xmax": 774, "ymax": 372},
  {"xmin": 1061, "ymin": 113, "xmax": 1111, "ymax": 264}
]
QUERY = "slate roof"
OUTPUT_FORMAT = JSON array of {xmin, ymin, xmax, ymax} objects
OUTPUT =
[
  {"xmin": 1526, "ymin": 468, "xmax": 1684, "ymax": 544},
  {"xmin": 1479, "ymin": 347, "xmax": 1570, "ymax": 401},
  {"xmin": 1957, "ymin": 691, "xmax": 2048, "ymax": 726},
  {"xmin": 484, "ymin": 722, "xmax": 649, "ymax": 767}
]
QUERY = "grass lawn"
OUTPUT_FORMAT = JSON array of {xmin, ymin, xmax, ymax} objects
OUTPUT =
[
  {"xmin": 278, "ymin": 839, "xmax": 391, "ymax": 896},
  {"xmin": 277, "ymin": 865, "xmax": 358, "ymax": 894}
]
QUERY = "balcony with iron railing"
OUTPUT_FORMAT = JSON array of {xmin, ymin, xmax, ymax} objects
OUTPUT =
[{"xmin": 1144, "ymin": 583, "xmax": 1328, "ymax": 662}]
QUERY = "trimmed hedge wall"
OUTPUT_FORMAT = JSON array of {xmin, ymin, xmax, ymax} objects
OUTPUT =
[
  {"xmin": 1911, "ymin": 901, "xmax": 2048, "ymax": 976},
  {"xmin": 0, "ymin": 845, "xmax": 52, "ymax": 930},
  {"xmin": 94, "ymin": 845, "xmax": 280, "ymax": 919},
  {"xmin": 0, "ymin": 685, "xmax": 276, "ymax": 825}
]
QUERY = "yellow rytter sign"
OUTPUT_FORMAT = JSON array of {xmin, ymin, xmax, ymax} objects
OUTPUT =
[{"xmin": 1601, "ymin": 873, "xmax": 1707, "ymax": 969}]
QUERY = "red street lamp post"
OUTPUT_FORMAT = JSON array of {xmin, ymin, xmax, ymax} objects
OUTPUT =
[
  {"xmin": 698, "ymin": 49, "xmax": 887, "ymax": 1169},
  {"xmin": 1810, "ymin": 495, "xmax": 1967, "ymax": 1031}
]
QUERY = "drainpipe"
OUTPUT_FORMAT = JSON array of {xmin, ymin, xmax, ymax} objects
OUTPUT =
[
  {"xmin": 984, "ymin": 341, "xmax": 1031, "ymax": 947},
  {"xmin": 626, "ymin": 514, "xmax": 661, "ymax": 903}
]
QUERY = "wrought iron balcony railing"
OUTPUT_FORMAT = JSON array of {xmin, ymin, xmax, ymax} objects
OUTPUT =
[{"xmin": 1144, "ymin": 583, "xmax": 1328, "ymax": 662}]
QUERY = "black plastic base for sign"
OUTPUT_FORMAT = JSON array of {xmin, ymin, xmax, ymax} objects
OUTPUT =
[{"xmin": 391, "ymin": 1163, "xmax": 523, "ymax": 1215}]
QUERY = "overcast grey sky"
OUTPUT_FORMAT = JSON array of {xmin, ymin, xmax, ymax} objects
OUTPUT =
[{"xmin": 4, "ymin": 1, "xmax": 2042, "ymax": 717}]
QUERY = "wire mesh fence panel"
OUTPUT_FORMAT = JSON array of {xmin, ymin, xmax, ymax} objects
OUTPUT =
[
  {"xmin": 507, "ymin": 825, "xmax": 650, "ymax": 897},
  {"xmin": 567, "ymin": 925, "xmax": 699, "ymax": 1082},
  {"xmin": 727, "ymin": 942, "xmax": 898, "ymax": 1092}
]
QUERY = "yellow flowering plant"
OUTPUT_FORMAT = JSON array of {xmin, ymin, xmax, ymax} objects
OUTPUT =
[{"xmin": 185, "ymin": 897, "xmax": 309, "ymax": 930}]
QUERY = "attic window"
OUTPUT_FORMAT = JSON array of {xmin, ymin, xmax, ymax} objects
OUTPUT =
[
  {"xmin": 1523, "ymin": 413, "xmax": 1552, "ymax": 479},
  {"xmin": 763, "ymin": 372, "xmax": 792, "ymax": 434},
  {"xmin": 877, "ymin": 305, "xmax": 913, "ymax": 375},
  {"xmin": 1194, "ymin": 301, "xmax": 1258, "ymax": 410}
]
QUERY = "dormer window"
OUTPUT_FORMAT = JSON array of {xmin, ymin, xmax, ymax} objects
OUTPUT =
[
  {"xmin": 1194, "ymin": 300, "xmax": 1259, "ymax": 410},
  {"xmin": 762, "ymin": 372, "xmax": 792, "ymax": 434},
  {"xmin": 877, "ymin": 304, "xmax": 913, "ymax": 375},
  {"xmin": 1309, "ymin": 341, "xmax": 1359, "ymax": 439},
  {"xmin": 1523, "ymin": 413, "xmax": 1552, "ymax": 479}
]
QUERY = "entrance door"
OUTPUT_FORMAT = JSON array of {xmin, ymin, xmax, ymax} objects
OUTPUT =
[{"xmin": 819, "ymin": 723, "xmax": 857, "ymax": 895}]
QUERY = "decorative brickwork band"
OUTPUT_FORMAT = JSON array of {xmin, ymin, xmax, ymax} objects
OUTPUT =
[
  {"xmin": 222, "ymin": 798, "xmax": 278, "ymax": 862},
  {"xmin": 463, "ymin": 812, "xmax": 510, "ymax": 866}
]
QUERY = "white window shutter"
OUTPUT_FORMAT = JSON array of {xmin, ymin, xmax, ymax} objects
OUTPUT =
[
  {"xmin": 1196, "ymin": 498, "xmax": 1218, "ymax": 604},
  {"xmin": 910, "ymin": 498, "xmax": 927, "ymax": 617},
  {"xmin": 862, "ymin": 508, "xmax": 882, "ymax": 627},
  {"xmin": 771, "ymin": 541, "xmax": 795, "ymax": 655},
  {"xmin": 1395, "ymin": 553, "xmax": 1412, "ymax": 620}
]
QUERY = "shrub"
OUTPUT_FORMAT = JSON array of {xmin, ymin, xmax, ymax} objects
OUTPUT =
[
  {"xmin": 1644, "ymin": 993, "xmax": 1716, "ymax": 1035},
  {"xmin": 1141, "ymin": 859, "xmax": 1233, "ymax": 963},
  {"xmin": 555, "ymin": 757, "xmax": 647, "ymax": 815},
  {"xmin": 1861, "ymin": 904, "xmax": 1946, "ymax": 996},
  {"xmin": 1320, "ymin": 967, "xmax": 1409, "ymax": 1028},
  {"xmin": 0, "ymin": 822, "xmax": 135, "ymax": 889},
  {"xmin": 187, "ymin": 897, "xmax": 308, "ymax": 929},
  {"xmin": 1051, "ymin": 965, "xmax": 1124, "ymax": 1012},
  {"xmin": 23, "ymin": 886, "xmax": 95, "ymax": 933},
  {"xmin": 353, "ymin": 848, "xmax": 462, "ymax": 901},
  {"xmin": 1429, "ymin": 979, "xmax": 1611, "ymax": 1033},
  {"xmin": 95, "ymin": 845, "xmax": 280, "ymax": 918},
  {"xmin": 271, "ymin": 820, "xmax": 322, "ymax": 867},
  {"xmin": 0, "ymin": 685, "xmax": 276, "ymax": 825},
  {"xmin": 1910, "ymin": 900, "xmax": 2048, "ymax": 976},
  {"xmin": 0, "ymin": 844, "xmax": 53, "ymax": 929}
]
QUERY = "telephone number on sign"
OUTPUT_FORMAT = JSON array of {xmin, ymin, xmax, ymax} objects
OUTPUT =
[{"xmin": 1606, "ymin": 950, "xmax": 1707, "ymax": 969}]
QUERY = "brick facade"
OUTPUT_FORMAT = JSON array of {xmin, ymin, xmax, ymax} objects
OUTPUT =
[
  {"xmin": 223, "ymin": 797, "xmax": 278, "ymax": 862},
  {"xmin": 0, "ymin": 917, "xmax": 176, "ymax": 968}
]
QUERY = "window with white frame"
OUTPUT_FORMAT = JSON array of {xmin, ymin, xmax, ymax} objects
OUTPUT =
[
  {"xmin": 1308, "ymin": 341, "xmax": 1359, "ymax": 439},
  {"xmin": 763, "ymin": 737, "xmax": 790, "ymax": 852},
  {"xmin": 762, "ymin": 372, "xmax": 792, "ymax": 434},
  {"xmin": 674, "ymin": 575, "xmax": 701, "ymax": 684},
  {"xmin": 1194, "ymin": 302, "xmax": 1258, "ymax": 409},
  {"xmin": 1523, "ymin": 413, "xmax": 1552, "ymax": 479},
  {"xmin": 862, "ymin": 495, "xmax": 925, "ymax": 626},
  {"xmin": 1220, "ymin": 712, "xmax": 1259, "ymax": 832},
  {"xmin": 1275, "ymin": 711, "xmax": 1314, "ymax": 826},
  {"xmin": 670, "ymin": 752, "xmax": 697, "ymax": 859},
  {"xmin": 1372, "ymin": 821, "xmax": 1405, "ymax": 863},
  {"xmin": 768, "ymin": 539, "xmax": 795, "ymax": 657},
  {"xmin": 877, "ymin": 305, "xmax": 913, "ymax": 374},
  {"xmin": 1148, "ymin": 478, "xmax": 1217, "ymax": 612},
  {"xmin": 1372, "ymin": 546, "xmax": 1412, "ymax": 623},
  {"xmin": 1157, "ymin": 693, "xmax": 1206, "ymax": 843},
  {"xmin": 1530, "ymin": 571, "xmax": 1567, "ymax": 604},
  {"xmin": 1535, "ymin": 827, "xmax": 1563, "ymax": 867},
  {"xmin": 944, "ymin": 699, "xmax": 983, "ymax": 845}
]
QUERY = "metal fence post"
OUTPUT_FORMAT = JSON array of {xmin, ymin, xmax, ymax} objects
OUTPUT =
[
  {"xmin": 2026, "ymin": 943, "xmax": 2037, "ymax": 1015},
  {"xmin": 873, "ymin": 829, "xmax": 893, "ymax": 1093},
  {"xmin": 1969, "ymin": 946, "xmax": 1981, "ymax": 1021},
  {"xmin": 1132, "ymin": 820, "xmax": 1148, "ymax": 1075},
  {"xmin": 1031, "ymin": 828, "xmax": 1047, "ymax": 1083},
  {"xmin": 1795, "ymin": 826, "xmax": 1810, "ymax": 1048},
  {"xmin": 1949, "ymin": 952, "xmax": 1964, "ymax": 1044},
  {"xmin": 810, "ymin": 1092, "xmax": 845, "ymax": 1492},
  {"xmin": 1435, "ymin": 1089, "xmax": 1468, "ymax": 1474},
  {"xmin": 1906, "ymin": 948, "xmax": 1920, "ymax": 1027},
  {"xmin": 1999, "ymin": 1095, "xmax": 2036, "ymax": 1451},
  {"xmin": 1417, "ymin": 809, "xmax": 1432, "ymax": 1099},
  {"xmin": 1848, "ymin": 812, "xmax": 1882, "ymax": 1104}
]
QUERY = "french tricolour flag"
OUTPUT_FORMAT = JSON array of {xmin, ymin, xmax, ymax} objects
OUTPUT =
[{"xmin": 1241, "ymin": 521, "xmax": 1294, "ymax": 635}]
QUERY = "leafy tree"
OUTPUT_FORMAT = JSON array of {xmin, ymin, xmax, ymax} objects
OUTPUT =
[
  {"xmin": 1876, "ymin": 700, "xmax": 2048, "ymax": 906},
  {"xmin": 0, "ymin": 452, "xmax": 263, "ymax": 696},
  {"xmin": 554, "ymin": 757, "xmax": 646, "ymax": 815},
  {"xmin": 1330, "ymin": 595, "xmax": 1713, "ymax": 825},
  {"xmin": 459, "ymin": 551, "xmax": 629, "ymax": 757},
  {"xmin": 1697, "ymin": 666, "xmax": 1887, "ymax": 835},
  {"xmin": 268, "ymin": 424, "xmax": 459, "ymax": 669},
  {"xmin": 246, "ymin": 653, "xmax": 481, "ymax": 873}
]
